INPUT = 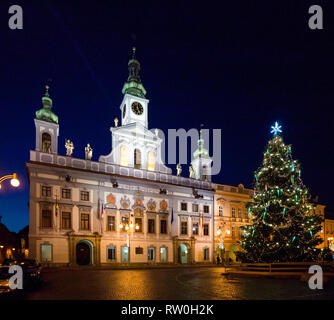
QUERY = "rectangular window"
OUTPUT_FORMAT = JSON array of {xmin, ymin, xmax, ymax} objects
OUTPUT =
[
  {"xmin": 239, "ymin": 227, "xmax": 243, "ymax": 238},
  {"xmin": 80, "ymin": 213, "xmax": 90, "ymax": 230},
  {"xmin": 135, "ymin": 218, "xmax": 142, "ymax": 233},
  {"xmin": 107, "ymin": 246, "xmax": 116, "ymax": 260},
  {"xmin": 181, "ymin": 202, "xmax": 188, "ymax": 211},
  {"xmin": 41, "ymin": 244, "xmax": 52, "ymax": 262},
  {"xmin": 203, "ymin": 248, "xmax": 209, "ymax": 261},
  {"xmin": 61, "ymin": 211, "xmax": 71, "ymax": 229},
  {"xmin": 219, "ymin": 206, "xmax": 223, "ymax": 217},
  {"xmin": 135, "ymin": 247, "xmax": 143, "ymax": 254},
  {"xmin": 107, "ymin": 216, "xmax": 115, "ymax": 231},
  {"xmin": 41, "ymin": 209, "xmax": 52, "ymax": 228},
  {"xmin": 192, "ymin": 223, "xmax": 199, "ymax": 235},
  {"xmin": 160, "ymin": 219, "xmax": 167, "ymax": 234},
  {"xmin": 238, "ymin": 208, "xmax": 242, "ymax": 218},
  {"xmin": 148, "ymin": 219, "xmax": 155, "ymax": 233},
  {"xmin": 192, "ymin": 204, "xmax": 199, "ymax": 212},
  {"xmin": 148, "ymin": 248, "xmax": 155, "ymax": 261},
  {"xmin": 232, "ymin": 226, "xmax": 235, "ymax": 238},
  {"xmin": 41, "ymin": 186, "xmax": 51, "ymax": 197},
  {"xmin": 181, "ymin": 221, "xmax": 188, "ymax": 235},
  {"xmin": 203, "ymin": 224, "xmax": 209, "ymax": 236},
  {"xmin": 80, "ymin": 191, "xmax": 90, "ymax": 201},
  {"xmin": 160, "ymin": 247, "xmax": 167, "ymax": 262},
  {"xmin": 61, "ymin": 188, "xmax": 71, "ymax": 199},
  {"xmin": 232, "ymin": 207, "xmax": 236, "ymax": 218},
  {"xmin": 204, "ymin": 205, "xmax": 209, "ymax": 213},
  {"xmin": 120, "ymin": 216, "xmax": 129, "ymax": 232}
]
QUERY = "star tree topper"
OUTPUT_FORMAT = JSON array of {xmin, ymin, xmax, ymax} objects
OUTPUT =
[{"xmin": 271, "ymin": 121, "xmax": 282, "ymax": 136}]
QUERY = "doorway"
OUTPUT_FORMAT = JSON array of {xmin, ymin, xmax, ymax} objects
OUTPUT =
[
  {"xmin": 76, "ymin": 241, "xmax": 92, "ymax": 265},
  {"xmin": 178, "ymin": 244, "xmax": 188, "ymax": 264}
]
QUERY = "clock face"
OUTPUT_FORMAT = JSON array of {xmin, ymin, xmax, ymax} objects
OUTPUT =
[
  {"xmin": 131, "ymin": 101, "xmax": 144, "ymax": 115},
  {"xmin": 123, "ymin": 104, "xmax": 126, "ymax": 118}
]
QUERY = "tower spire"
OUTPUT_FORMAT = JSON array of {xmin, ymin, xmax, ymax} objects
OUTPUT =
[
  {"xmin": 122, "ymin": 47, "xmax": 147, "ymax": 98},
  {"xmin": 35, "ymin": 84, "xmax": 58, "ymax": 124}
]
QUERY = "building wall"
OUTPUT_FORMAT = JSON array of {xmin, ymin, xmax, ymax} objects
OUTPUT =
[
  {"xmin": 27, "ymin": 159, "xmax": 214, "ymax": 266},
  {"xmin": 213, "ymin": 183, "xmax": 252, "ymax": 262}
]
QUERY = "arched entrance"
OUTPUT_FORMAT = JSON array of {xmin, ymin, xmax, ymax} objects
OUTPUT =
[
  {"xmin": 178, "ymin": 244, "xmax": 188, "ymax": 264},
  {"xmin": 76, "ymin": 240, "xmax": 94, "ymax": 265}
]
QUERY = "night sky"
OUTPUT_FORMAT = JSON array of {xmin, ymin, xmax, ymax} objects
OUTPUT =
[{"xmin": 0, "ymin": 0, "xmax": 333, "ymax": 232}]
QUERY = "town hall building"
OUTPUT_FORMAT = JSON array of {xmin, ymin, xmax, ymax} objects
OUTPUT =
[{"xmin": 26, "ymin": 49, "xmax": 215, "ymax": 266}]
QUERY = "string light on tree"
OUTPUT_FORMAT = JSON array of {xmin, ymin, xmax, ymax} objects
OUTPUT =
[{"xmin": 237, "ymin": 122, "xmax": 330, "ymax": 263}]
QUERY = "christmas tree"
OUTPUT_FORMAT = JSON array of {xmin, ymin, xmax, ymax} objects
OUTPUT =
[{"xmin": 238, "ymin": 122, "xmax": 325, "ymax": 263}]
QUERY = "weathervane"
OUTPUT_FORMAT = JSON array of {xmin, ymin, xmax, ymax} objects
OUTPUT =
[{"xmin": 271, "ymin": 122, "xmax": 282, "ymax": 136}]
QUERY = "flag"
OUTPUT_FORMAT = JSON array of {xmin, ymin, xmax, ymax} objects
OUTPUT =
[
  {"xmin": 201, "ymin": 211, "xmax": 204, "ymax": 228},
  {"xmin": 55, "ymin": 196, "xmax": 59, "ymax": 217},
  {"xmin": 171, "ymin": 208, "xmax": 174, "ymax": 224},
  {"xmin": 100, "ymin": 201, "xmax": 104, "ymax": 219}
]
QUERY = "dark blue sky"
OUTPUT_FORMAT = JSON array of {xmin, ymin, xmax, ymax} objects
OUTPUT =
[{"xmin": 0, "ymin": 0, "xmax": 333, "ymax": 232}]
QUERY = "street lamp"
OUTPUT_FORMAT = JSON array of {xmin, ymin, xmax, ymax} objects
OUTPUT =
[
  {"xmin": 0, "ymin": 173, "xmax": 20, "ymax": 189},
  {"xmin": 119, "ymin": 219, "xmax": 139, "ymax": 262}
]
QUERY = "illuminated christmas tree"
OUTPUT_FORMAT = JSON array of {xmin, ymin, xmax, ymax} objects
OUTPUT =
[{"xmin": 238, "ymin": 122, "xmax": 325, "ymax": 263}]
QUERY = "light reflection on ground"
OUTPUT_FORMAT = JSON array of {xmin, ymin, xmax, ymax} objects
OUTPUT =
[{"xmin": 24, "ymin": 267, "xmax": 334, "ymax": 300}]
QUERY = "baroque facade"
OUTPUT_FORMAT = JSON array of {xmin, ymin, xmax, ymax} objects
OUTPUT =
[{"xmin": 26, "ymin": 50, "xmax": 215, "ymax": 266}]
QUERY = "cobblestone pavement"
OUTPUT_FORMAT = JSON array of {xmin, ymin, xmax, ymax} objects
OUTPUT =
[{"xmin": 23, "ymin": 267, "xmax": 334, "ymax": 300}]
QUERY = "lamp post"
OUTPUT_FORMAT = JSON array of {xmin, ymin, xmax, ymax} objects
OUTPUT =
[
  {"xmin": 0, "ymin": 173, "xmax": 20, "ymax": 189},
  {"xmin": 0, "ymin": 245, "xmax": 3, "ymax": 263},
  {"xmin": 216, "ymin": 226, "xmax": 231, "ymax": 263},
  {"xmin": 119, "ymin": 218, "xmax": 139, "ymax": 263}
]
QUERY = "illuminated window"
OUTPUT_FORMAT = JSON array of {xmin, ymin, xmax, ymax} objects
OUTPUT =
[
  {"xmin": 120, "ymin": 145, "xmax": 128, "ymax": 167},
  {"xmin": 232, "ymin": 207, "xmax": 236, "ymax": 218},
  {"xmin": 107, "ymin": 216, "xmax": 115, "ymax": 231},
  {"xmin": 134, "ymin": 149, "xmax": 141, "ymax": 169},
  {"xmin": 147, "ymin": 151, "xmax": 155, "ymax": 171},
  {"xmin": 41, "ymin": 244, "xmax": 52, "ymax": 262}
]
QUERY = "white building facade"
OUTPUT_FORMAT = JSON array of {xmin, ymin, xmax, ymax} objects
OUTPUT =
[{"xmin": 27, "ymin": 50, "xmax": 215, "ymax": 266}]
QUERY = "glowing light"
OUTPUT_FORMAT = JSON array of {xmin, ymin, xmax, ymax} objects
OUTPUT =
[
  {"xmin": 10, "ymin": 174, "xmax": 20, "ymax": 187},
  {"xmin": 226, "ymin": 229, "xmax": 231, "ymax": 235},
  {"xmin": 271, "ymin": 122, "xmax": 282, "ymax": 136}
]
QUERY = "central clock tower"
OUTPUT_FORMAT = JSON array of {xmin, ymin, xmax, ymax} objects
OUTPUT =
[{"xmin": 120, "ymin": 48, "xmax": 149, "ymax": 128}]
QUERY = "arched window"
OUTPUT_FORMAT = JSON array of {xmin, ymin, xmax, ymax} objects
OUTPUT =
[
  {"xmin": 134, "ymin": 149, "xmax": 142, "ymax": 169},
  {"xmin": 42, "ymin": 133, "xmax": 51, "ymax": 153},
  {"xmin": 147, "ymin": 151, "xmax": 155, "ymax": 171},
  {"xmin": 120, "ymin": 146, "xmax": 128, "ymax": 167}
]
